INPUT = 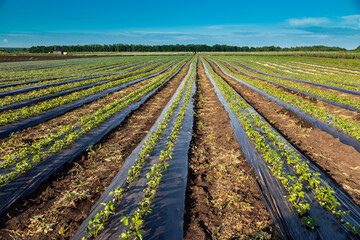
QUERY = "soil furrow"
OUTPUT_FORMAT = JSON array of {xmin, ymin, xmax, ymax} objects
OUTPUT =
[
  {"xmin": 183, "ymin": 60, "xmax": 279, "ymax": 239},
  {"xmin": 0, "ymin": 61, "xmax": 190, "ymax": 240}
]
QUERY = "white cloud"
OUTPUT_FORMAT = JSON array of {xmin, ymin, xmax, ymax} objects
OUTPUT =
[
  {"xmin": 287, "ymin": 17, "xmax": 330, "ymax": 26},
  {"xmin": 3, "ymin": 38, "xmax": 8, "ymax": 43},
  {"xmin": 340, "ymin": 15, "xmax": 360, "ymax": 28},
  {"xmin": 303, "ymin": 34, "xmax": 329, "ymax": 38},
  {"xmin": 173, "ymin": 36, "xmax": 197, "ymax": 40}
]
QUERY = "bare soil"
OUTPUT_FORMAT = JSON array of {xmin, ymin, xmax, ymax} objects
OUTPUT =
[
  {"xmin": 0, "ymin": 62, "xmax": 191, "ymax": 239},
  {"xmin": 183, "ymin": 60, "xmax": 279, "ymax": 239},
  {"xmin": 208, "ymin": 59, "xmax": 360, "ymax": 206}
]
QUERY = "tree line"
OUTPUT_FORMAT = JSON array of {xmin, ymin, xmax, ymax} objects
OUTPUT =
[{"xmin": 27, "ymin": 44, "xmax": 348, "ymax": 53}]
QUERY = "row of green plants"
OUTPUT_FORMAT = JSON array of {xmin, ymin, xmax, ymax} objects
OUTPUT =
[
  {"xmin": 0, "ymin": 61, "xmax": 134, "ymax": 85},
  {"xmin": 81, "ymin": 59, "xmax": 196, "ymax": 239},
  {"xmin": 233, "ymin": 59, "xmax": 360, "ymax": 90},
  {"xmin": 0, "ymin": 60, "xmax": 182, "ymax": 169},
  {"xmin": 0, "ymin": 60, "xmax": 127, "ymax": 82},
  {"xmin": 0, "ymin": 60, "xmax": 168, "ymax": 107},
  {"xmin": 287, "ymin": 61, "xmax": 360, "ymax": 76},
  {"xmin": 256, "ymin": 61, "xmax": 347, "ymax": 79},
  {"xmin": 0, "ymin": 56, "xmax": 159, "ymax": 82},
  {"xmin": 120, "ymin": 66, "xmax": 195, "ymax": 239},
  {"xmin": 254, "ymin": 61, "xmax": 360, "ymax": 86},
  {"xmin": 216, "ymin": 59, "xmax": 360, "ymax": 112},
  {"xmin": 0, "ymin": 62, "xmax": 84, "ymax": 81},
  {"xmin": 256, "ymin": 60, "xmax": 359, "ymax": 78},
  {"xmin": 86, "ymin": 62, "xmax": 135, "ymax": 73},
  {"xmin": 0, "ymin": 59, "xmax": 189, "ymax": 187},
  {"xmin": 0, "ymin": 60, "xmax": 161, "ymax": 93},
  {"xmin": 222, "ymin": 54, "xmax": 360, "ymax": 72},
  {"xmin": 221, "ymin": 54, "xmax": 360, "ymax": 79},
  {"xmin": 203, "ymin": 58, "xmax": 360, "ymax": 236},
  {"xmin": 0, "ymin": 59, "xmax": 181, "ymax": 126},
  {"xmin": 211, "ymin": 59, "xmax": 360, "ymax": 141}
]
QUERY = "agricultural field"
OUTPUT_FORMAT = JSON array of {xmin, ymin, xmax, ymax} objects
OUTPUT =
[{"xmin": 0, "ymin": 54, "xmax": 359, "ymax": 240}]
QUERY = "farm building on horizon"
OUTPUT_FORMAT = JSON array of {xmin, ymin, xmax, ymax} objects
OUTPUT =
[{"xmin": 53, "ymin": 50, "xmax": 63, "ymax": 54}]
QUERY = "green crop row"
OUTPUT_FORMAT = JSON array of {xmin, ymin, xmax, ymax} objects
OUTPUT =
[
  {"xmin": 235, "ymin": 59, "xmax": 360, "ymax": 90},
  {"xmin": 81, "ymin": 59, "xmax": 196, "ymax": 239},
  {"xmin": 257, "ymin": 61, "xmax": 359, "ymax": 78},
  {"xmin": 216, "ymin": 59, "xmax": 360, "ymax": 111},
  {"xmin": 203, "ymin": 58, "xmax": 360, "ymax": 236},
  {"xmin": 220, "ymin": 56, "xmax": 360, "ymax": 85},
  {"xmin": 0, "ymin": 59, "xmax": 189, "ymax": 187},
  {"xmin": 0, "ymin": 60, "xmax": 160, "ymax": 93},
  {"xmin": 0, "ymin": 62, "xmax": 134, "ymax": 85},
  {"xmin": 0, "ymin": 57, "xmax": 161, "ymax": 83},
  {"xmin": 288, "ymin": 61, "xmax": 360, "ymax": 76},
  {"xmin": 221, "ymin": 55, "xmax": 360, "ymax": 81},
  {"xmin": 0, "ymin": 59, "xmax": 181, "ymax": 126},
  {"xmin": 254, "ymin": 60, "xmax": 360, "ymax": 87},
  {"xmin": 0, "ymin": 60, "xmax": 168, "ymax": 107},
  {"xmin": 212, "ymin": 59, "xmax": 360, "ymax": 141}
]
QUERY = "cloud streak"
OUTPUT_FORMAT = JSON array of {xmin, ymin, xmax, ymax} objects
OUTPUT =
[
  {"xmin": 287, "ymin": 17, "xmax": 330, "ymax": 26},
  {"xmin": 340, "ymin": 14, "xmax": 360, "ymax": 28}
]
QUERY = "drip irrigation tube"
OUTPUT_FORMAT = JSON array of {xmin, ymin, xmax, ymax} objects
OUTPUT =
[
  {"xmin": 0, "ymin": 61, "xmax": 179, "ymax": 139},
  {"xmin": 0, "ymin": 60, "xmax": 188, "ymax": 217},
  {"xmin": 211, "ymin": 60, "xmax": 360, "ymax": 154}
]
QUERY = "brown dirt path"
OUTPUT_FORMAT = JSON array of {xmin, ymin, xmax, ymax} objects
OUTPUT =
[{"xmin": 183, "ymin": 60, "xmax": 279, "ymax": 239}]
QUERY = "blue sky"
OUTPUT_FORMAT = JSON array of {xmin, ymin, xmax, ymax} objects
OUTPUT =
[{"xmin": 0, "ymin": 0, "xmax": 359, "ymax": 49}]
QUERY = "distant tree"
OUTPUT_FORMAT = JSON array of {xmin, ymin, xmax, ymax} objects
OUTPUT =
[{"xmin": 27, "ymin": 44, "xmax": 349, "ymax": 53}]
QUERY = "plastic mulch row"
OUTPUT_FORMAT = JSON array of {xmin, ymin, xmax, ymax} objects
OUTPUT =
[
  {"xmin": 72, "ymin": 60, "xmax": 196, "ymax": 240},
  {"xmin": 0, "ymin": 61, "xmax": 179, "ymax": 139},
  {"xmin": 0, "ymin": 60, "xmax": 189, "ymax": 217},
  {"xmin": 204, "ymin": 60, "xmax": 360, "ymax": 240},
  {"xmin": 212, "ymin": 60, "xmax": 360, "ymax": 153}
]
